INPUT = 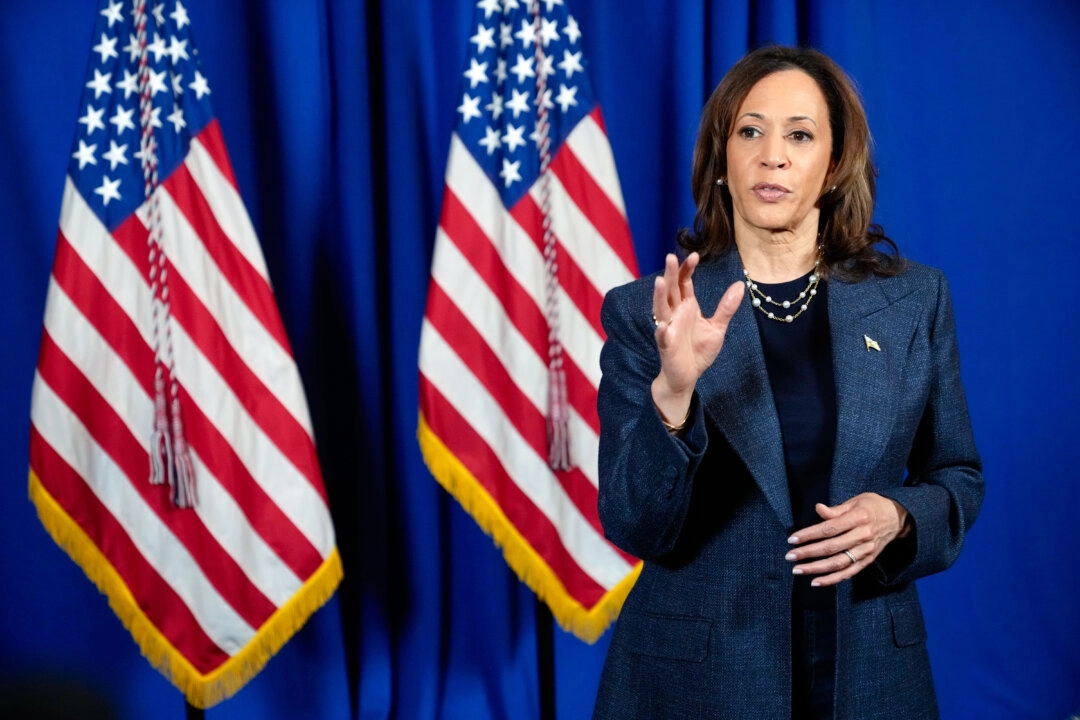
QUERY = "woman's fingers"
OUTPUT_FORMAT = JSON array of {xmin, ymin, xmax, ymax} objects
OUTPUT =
[{"xmin": 710, "ymin": 281, "xmax": 745, "ymax": 332}]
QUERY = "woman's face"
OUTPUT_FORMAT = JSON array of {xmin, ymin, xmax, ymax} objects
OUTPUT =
[{"xmin": 725, "ymin": 69, "xmax": 833, "ymax": 243}]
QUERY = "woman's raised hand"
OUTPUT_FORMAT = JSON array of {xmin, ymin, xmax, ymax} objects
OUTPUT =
[{"xmin": 650, "ymin": 253, "xmax": 744, "ymax": 426}]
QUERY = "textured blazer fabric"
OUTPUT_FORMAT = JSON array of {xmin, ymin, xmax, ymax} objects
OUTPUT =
[{"xmin": 593, "ymin": 249, "xmax": 984, "ymax": 720}]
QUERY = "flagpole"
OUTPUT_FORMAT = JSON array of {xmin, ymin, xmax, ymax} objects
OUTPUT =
[
  {"xmin": 535, "ymin": 597, "xmax": 555, "ymax": 720},
  {"xmin": 185, "ymin": 701, "xmax": 204, "ymax": 719}
]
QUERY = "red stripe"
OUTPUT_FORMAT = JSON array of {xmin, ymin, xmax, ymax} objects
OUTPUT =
[
  {"xmin": 163, "ymin": 161, "xmax": 292, "ymax": 354},
  {"xmin": 36, "ymin": 332, "xmax": 278, "ymax": 629},
  {"xmin": 425, "ymin": 283, "xmax": 607, "ymax": 539},
  {"xmin": 54, "ymin": 226, "xmax": 324, "ymax": 581},
  {"xmin": 550, "ymin": 141, "xmax": 639, "ymax": 279},
  {"xmin": 165, "ymin": 268, "xmax": 326, "ymax": 502},
  {"xmin": 29, "ymin": 426, "xmax": 230, "ymax": 674},
  {"xmin": 419, "ymin": 378, "xmax": 607, "ymax": 608},
  {"xmin": 508, "ymin": 194, "xmax": 606, "ymax": 340},
  {"xmin": 438, "ymin": 189, "xmax": 600, "ymax": 434},
  {"xmin": 111, "ymin": 210, "xmax": 152, "ymax": 276},
  {"xmin": 191, "ymin": 119, "xmax": 238, "ymax": 190},
  {"xmin": 52, "ymin": 230, "xmax": 154, "ymax": 397}
]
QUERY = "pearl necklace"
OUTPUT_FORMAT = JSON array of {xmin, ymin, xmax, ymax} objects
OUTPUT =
[{"xmin": 743, "ymin": 256, "xmax": 821, "ymax": 323}]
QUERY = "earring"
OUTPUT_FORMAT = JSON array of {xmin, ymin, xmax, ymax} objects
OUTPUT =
[
  {"xmin": 831, "ymin": 185, "xmax": 837, "ymax": 192},
  {"xmin": 715, "ymin": 177, "xmax": 725, "ymax": 186}
]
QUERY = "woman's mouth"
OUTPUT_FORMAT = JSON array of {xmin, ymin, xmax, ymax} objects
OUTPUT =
[{"xmin": 752, "ymin": 183, "xmax": 790, "ymax": 202}]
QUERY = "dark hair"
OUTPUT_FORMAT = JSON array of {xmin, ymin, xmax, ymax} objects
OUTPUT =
[{"xmin": 677, "ymin": 45, "xmax": 901, "ymax": 279}]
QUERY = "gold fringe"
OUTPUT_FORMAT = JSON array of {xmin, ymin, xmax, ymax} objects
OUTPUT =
[
  {"xmin": 417, "ymin": 414, "xmax": 641, "ymax": 643},
  {"xmin": 29, "ymin": 470, "xmax": 343, "ymax": 709}
]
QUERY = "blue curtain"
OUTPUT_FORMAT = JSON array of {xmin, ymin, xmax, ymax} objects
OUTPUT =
[{"xmin": 1, "ymin": 1, "xmax": 1078, "ymax": 718}]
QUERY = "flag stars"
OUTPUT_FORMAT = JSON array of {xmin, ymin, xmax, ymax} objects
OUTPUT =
[
  {"xmin": 499, "ymin": 23, "xmax": 513, "ymax": 49},
  {"xmin": 542, "ymin": 0, "xmax": 564, "ymax": 11},
  {"xmin": 510, "ymin": 54, "xmax": 535, "ymax": 83},
  {"xmin": 563, "ymin": 15, "xmax": 581, "ymax": 44},
  {"xmin": 94, "ymin": 175, "xmax": 122, "ymax": 206},
  {"xmin": 457, "ymin": 93, "xmax": 483, "ymax": 124},
  {"xmin": 494, "ymin": 57, "xmax": 508, "ymax": 85},
  {"xmin": 502, "ymin": 124, "xmax": 527, "ymax": 153},
  {"xmin": 499, "ymin": 158, "xmax": 521, "ymax": 187},
  {"xmin": 123, "ymin": 33, "xmax": 140, "ymax": 63},
  {"xmin": 167, "ymin": 36, "xmax": 189, "ymax": 64},
  {"xmin": 478, "ymin": 126, "xmax": 502, "ymax": 155},
  {"xmin": 86, "ymin": 69, "xmax": 112, "ymax": 99},
  {"xmin": 470, "ymin": 24, "xmax": 496, "ymax": 54},
  {"xmin": 535, "ymin": 86, "xmax": 553, "ymax": 111},
  {"xmin": 539, "ymin": 18, "xmax": 559, "ymax": 46},
  {"xmin": 189, "ymin": 71, "xmax": 210, "ymax": 99},
  {"xmin": 148, "ymin": 68, "xmax": 168, "ymax": 96},
  {"xmin": 555, "ymin": 84, "xmax": 578, "ymax": 113},
  {"xmin": 167, "ymin": 107, "xmax": 186, "ymax": 133},
  {"xmin": 514, "ymin": 18, "xmax": 537, "ymax": 48},
  {"xmin": 109, "ymin": 105, "xmax": 135, "ymax": 135},
  {"xmin": 170, "ymin": 0, "xmax": 191, "ymax": 30},
  {"xmin": 463, "ymin": 58, "xmax": 489, "ymax": 88},
  {"xmin": 72, "ymin": 140, "xmax": 97, "ymax": 170},
  {"xmin": 558, "ymin": 49, "xmax": 583, "ymax": 78},
  {"xmin": 100, "ymin": 0, "xmax": 124, "ymax": 28},
  {"xmin": 117, "ymin": 69, "xmax": 139, "ymax": 99},
  {"xmin": 486, "ymin": 92, "xmax": 504, "ymax": 120},
  {"xmin": 151, "ymin": 3, "xmax": 166, "ymax": 27},
  {"xmin": 476, "ymin": 0, "xmax": 501, "ymax": 19},
  {"xmin": 148, "ymin": 33, "xmax": 168, "ymax": 63},
  {"xmin": 171, "ymin": 71, "xmax": 184, "ymax": 96},
  {"xmin": 92, "ymin": 33, "xmax": 119, "ymax": 63},
  {"xmin": 78, "ymin": 105, "xmax": 106, "ymax": 135},
  {"xmin": 103, "ymin": 140, "xmax": 128, "ymax": 170},
  {"xmin": 506, "ymin": 87, "xmax": 530, "ymax": 118},
  {"xmin": 502, "ymin": 0, "xmax": 520, "ymax": 12},
  {"xmin": 538, "ymin": 54, "xmax": 555, "ymax": 80}
]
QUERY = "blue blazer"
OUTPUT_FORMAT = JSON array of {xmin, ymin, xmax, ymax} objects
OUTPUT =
[{"xmin": 593, "ymin": 250, "xmax": 984, "ymax": 719}]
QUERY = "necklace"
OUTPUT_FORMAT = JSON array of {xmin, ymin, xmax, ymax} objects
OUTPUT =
[{"xmin": 743, "ymin": 255, "xmax": 822, "ymax": 323}]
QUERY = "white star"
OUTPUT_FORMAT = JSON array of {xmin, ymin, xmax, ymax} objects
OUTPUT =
[
  {"xmin": 103, "ymin": 140, "xmax": 128, "ymax": 170},
  {"xmin": 535, "ymin": 87, "xmax": 553, "ymax": 111},
  {"xmin": 499, "ymin": 158, "xmax": 521, "ymax": 187},
  {"xmin": 148, "ymin": 33, "xmax": 168, "ymax": 63},
  {"xmin": 502, "ymin": 0, "xmax": 520, "ymax": 12},
  {"xmin": 78, "ymin": 105, "xmax": 106, "ymax": 135},
  {"xmin": 148, "ymin": 106, "xmax": 163, "ymax": 129},
  {"xmin": 171, "ymin": 0, "xmax": 191, "ymax": 29},
  {"xmin": 457, "ymin": 93, "xmax": 482, "ymax": 124},
  {"xmin": 152, "ymin": 3, "xmax": 166, "ymax": 27},
  {"xmin": 116, "ymin": 69, "xmax": 140, "ymax": 99},
  {"xmin": 86, "ymin": 69, "xmax": 112, "ymax": 99},
  {"xmin": 494, "ymin": 58, "xmax": 508, "ymax": 85},
  {"xmin": 485, "ymin": 92, "xmax": 504, "ymax": 120},
  {"xmin": 510, "ymin": 54, "xmax": 535, "ymax": 84},
  {"xmin": 148, "ymin": 68, "xmax": 168, "ymax": 96},
  {"xmin": 476, "ymin": 0, "xmax": 501, "ymax": 19},
  {"xmin": 514, "ymin": 18, "xmax": 537, "ymax": 48},
  {"xmin": 542, "ymin": 0, "xmax": 563, "ymax": 10},
  {"xmin": 167, "ymin": 106, "xmax": 186, "ymax": 133},
  {"xmin": 94, "ymin": 175, "xmax": 122, "ymax": 206},
  {"xmin": 109, "ymin": 105, "xmax": 135, "ymax": 135},
  {"xmin": 538, "ymin": 54, "xmax": 554, "ymax": 80},
  {"xmin": 463, "ymin": 58, "xmax": 489, "ymax": 89},
  {"xmin": 506, "ymin": 87, "xmax": 530, "ymax": 118},
  {"xmin": 539, "ymin": 18, "xmax": 559, "ymax": 46},
  {"xmin": 167, "ymin": 36, "xmax": 189, "ymax": 64},
  {"xmin": 92, "ymin": 33, "xmax": 119, "ymax": 63},
  {"xmin": 171, "ymin": 71, "xmax": 184, "ymax": 96},
  {"xmin": 101, "ymin": 0, "xmax": 123, "ymax": 28},
  {"xmin": 72, "ymin": 140, "xmax": 97, "ymax": 170},
  {"xmin": 563, "ymin": 15, "xmax": 581, "ymax": 44},
  {"xmin": 135, "ymin": 136, "xmax": 157, "ymax": 165},
  {"xmin": 502, "ymin": 123, "xmax": 526, "ymax": 153},
  {"xmin": 470, "ymin": 24, "xmax": 496, "ymax": 54},
  {"xmin": 499, "ymin": 23, "xmax": 513, "ymax": 49},
  {"xmin": 123, "ymin": 33, "xmax": 140, "ymax": 63},
  {"xmin": 478, "ymin": 126, "xmax": 502, "ymax": 155},
  {"xmin": 554, "ymin": 83, "xmax": 578, "ymax": 113},
  {"xmin": 189, "ymin": 70, "xmax": 211, "ymax": 99},
  {"xmin": 558, "ymin": 49, "xmax": 583, "ymax": 78},
  {"xmin": 529, "ymin": 120, "xmax": 545, "ymax": 146}
]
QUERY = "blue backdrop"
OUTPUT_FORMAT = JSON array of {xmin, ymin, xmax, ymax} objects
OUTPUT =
[{"xmin": 2, "ymin": 1, "xmax": 1078, "ymax": 718}]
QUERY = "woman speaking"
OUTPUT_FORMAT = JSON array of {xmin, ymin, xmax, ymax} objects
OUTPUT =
[{"xmin": 593, "ymin": 46, "xmax": 984, "ymax": 719}]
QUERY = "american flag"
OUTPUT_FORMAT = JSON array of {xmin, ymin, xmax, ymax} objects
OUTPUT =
[
  {"xmin": 417, "ymin": 0, "xmax": 641, "ymax": 641},
  {"xmin": 29, "ymin": 0, "xmax": 341, "ymax": 707}
]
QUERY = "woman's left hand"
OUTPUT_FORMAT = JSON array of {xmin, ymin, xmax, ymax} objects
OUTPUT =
[{"xmin": 784, "ymin": 493, "xmax": 910, "ymax": 587}]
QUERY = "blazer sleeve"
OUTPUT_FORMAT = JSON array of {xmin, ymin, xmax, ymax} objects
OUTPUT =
[
  {"xmin": 596, "ymin": 282, "xmax": 711, "ymax": 561},
  {"xmin": 873, "ymin": 271, "xmax": 985, "ymax": 585}
]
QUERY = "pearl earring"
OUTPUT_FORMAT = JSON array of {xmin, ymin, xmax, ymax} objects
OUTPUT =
[{"xmin": 715, "ymin": 177, "xmax": 725, "ymax": 186}]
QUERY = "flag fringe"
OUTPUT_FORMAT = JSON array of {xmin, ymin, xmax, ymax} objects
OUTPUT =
[
  {"xmin": 28, "ymin": 470, "xmax": 343, "ymax": 709},
  {"xmin": 417, "ymin": 414, "xmax": 641, "ymax": 644}
]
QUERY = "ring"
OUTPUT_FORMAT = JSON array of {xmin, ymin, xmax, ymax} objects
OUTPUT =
[{"xmin": 843, "ymin": 549, "xmax": 857, "ymax": 565}]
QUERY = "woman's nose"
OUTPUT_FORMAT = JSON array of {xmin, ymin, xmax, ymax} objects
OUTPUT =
[{"xmin": 759, "ymin": 135, "xmax": 788, "ymax": 169}]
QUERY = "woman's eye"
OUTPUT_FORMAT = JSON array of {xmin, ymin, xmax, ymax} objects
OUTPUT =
[
  {"xmin": 790, "ymin": 130, "xmax": 813, "ymax": 143},
  {"xmin": 738, "ymin": 126, "xmax": 761, "ymax": 139}
]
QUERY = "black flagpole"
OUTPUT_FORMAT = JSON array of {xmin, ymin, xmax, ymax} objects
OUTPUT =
[
  {"xmin": 186, "ymin": 701, "xmax": 204, "ymax": 719},
  {"xmin": 535, "ymin": 597, "xmax": 556, "ymax": 720}
]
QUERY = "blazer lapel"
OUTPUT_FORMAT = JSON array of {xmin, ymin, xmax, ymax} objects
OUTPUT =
[
  {"xmin": 695, "ymin": 254, "xmax": 792, "ymax": 529},
  {"xmin": 827, "ymin": 275, "xmax": 917, "ymax": 504}
]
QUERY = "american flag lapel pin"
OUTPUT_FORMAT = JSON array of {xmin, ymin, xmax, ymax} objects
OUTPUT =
[{"xmin": 864, "ymin": 334, "xmax": 882, "ymax": 352}]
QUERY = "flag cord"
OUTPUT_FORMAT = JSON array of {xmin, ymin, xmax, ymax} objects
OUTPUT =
[
  {"xmin": 532, "ymin": 3, "xmax": 572, "ymax": 471},
  {"xmin": 135, "ymin": 0, "xmax": 196, "ymax": 507}
]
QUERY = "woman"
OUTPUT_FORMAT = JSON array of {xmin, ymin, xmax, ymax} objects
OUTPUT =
[{"xmin": 593, "ymin": 46, "xmax": 984, "ymax": 719}]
